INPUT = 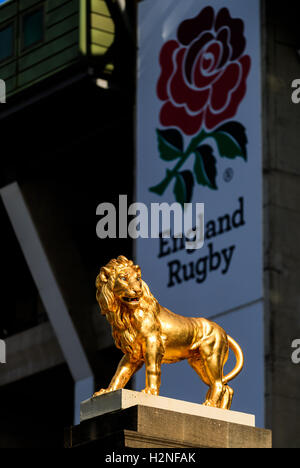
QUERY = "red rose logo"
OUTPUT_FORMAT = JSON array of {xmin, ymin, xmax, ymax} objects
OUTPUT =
[
  {"xmin": 150, "ymin": 7, "xmax": 250, "ymax": 205},
  {"xmin": 157, "ymin": 7, "xmax": 251, "ymax": 135}
]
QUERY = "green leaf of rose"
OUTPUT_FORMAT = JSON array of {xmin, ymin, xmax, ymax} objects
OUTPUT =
[
  {"xmin": 194, "ymin": 145, "xmax": 217, "ymax": 190},
  {"xmin": 211, "ymin": 130, "xmax": 245, "ymax": 160},
  {"xmin": 156, "ymin": 128, "xmax": 184, "ymax": 161},
  {"xmin": 150, "ymin": 169, "xmax": 173, "ymax": 195},
  {"xmin": 215, "ymin": 121, "xmax": 248, "ymax": 160}
]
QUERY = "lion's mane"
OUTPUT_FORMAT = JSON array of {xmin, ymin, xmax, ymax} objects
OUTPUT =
[{"xmin": 96, "ymin": 255, "xmax": 159, "ymax": 360}]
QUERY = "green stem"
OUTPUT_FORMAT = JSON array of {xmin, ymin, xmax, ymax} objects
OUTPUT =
[{"xmin": 150, "ymin": 129, "xmax": 210, "ymax": 196}]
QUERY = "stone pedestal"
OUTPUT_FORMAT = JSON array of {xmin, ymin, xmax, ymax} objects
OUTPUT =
[{"xmin": 65, "ymin": 390, "xmax": 271, "ymax": 448}]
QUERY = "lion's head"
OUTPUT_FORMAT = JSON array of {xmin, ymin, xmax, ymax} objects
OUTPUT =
[
  {"xmin": 95, "ymin": 255, "xmax": 157, "ymax": 358},
  {"xmin": 97, "ymin": 255, "xmax": 143, "ymax": 309}
]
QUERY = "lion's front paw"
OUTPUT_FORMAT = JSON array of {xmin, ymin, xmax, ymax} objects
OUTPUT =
[
  {"xmin": 141, "ymin": 387, "xmax": 159, "ymax": 396},
  {"xmin": 93, "ymin": 388, "xmax": 111, "ymax": 398}
]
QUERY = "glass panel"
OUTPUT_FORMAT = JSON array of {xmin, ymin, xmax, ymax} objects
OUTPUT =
[
  {"xmin": 0, "ymin": 24, "xmax": 13, "ymax": 62},
  {"xmin": 22, "ymin": 8, "xmax": 44, "ymax": 49}
]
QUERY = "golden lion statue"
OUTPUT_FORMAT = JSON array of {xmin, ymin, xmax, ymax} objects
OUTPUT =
[{"xmin": 94, "ymin": 255, "xmax": 244, "ymax": 409}]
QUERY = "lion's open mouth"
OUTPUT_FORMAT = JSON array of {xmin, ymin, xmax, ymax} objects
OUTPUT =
[{"xmin": 122, "ymin": 297, "xmax": 139, "ymax": 303}]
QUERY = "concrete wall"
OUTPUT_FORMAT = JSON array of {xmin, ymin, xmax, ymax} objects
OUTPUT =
[{"xmin": 263, "ymin": 0, "xmax": 300, "ymax": 448}]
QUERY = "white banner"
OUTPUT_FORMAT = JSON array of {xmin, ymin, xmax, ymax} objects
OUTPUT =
[
  {"xmin": 135, "ymin": 0, "xmax": 263, "ymax": 422},
  {"xmin": 136, "ymin": 0, "xmax": 262, "ymax": 318}
]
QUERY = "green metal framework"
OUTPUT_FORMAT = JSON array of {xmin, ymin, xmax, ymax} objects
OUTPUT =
[{"xmin": 0, "ymin": 0, "xmax": 116, "ymax": 97}]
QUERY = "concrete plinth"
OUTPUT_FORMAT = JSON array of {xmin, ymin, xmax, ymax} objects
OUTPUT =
[
  {"xmin": 80, "ymin": 389, "xmax": 255, "ymax": 426},
  {"xmin": 65, "ymin": 390, "xmax": 271, "ymax": 448}
]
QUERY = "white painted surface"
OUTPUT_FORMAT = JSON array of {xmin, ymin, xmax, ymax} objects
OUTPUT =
[
  {"xmin": 135, "ymin": 0, "xmax": 264, "ymax": 426},
  {"xmin": 81, "ymin": 389, "xmax": 255, "ymax": 427}
]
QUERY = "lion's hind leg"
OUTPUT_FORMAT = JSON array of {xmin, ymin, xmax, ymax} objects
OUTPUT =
[
  {"xmin": 203, "ymin": 383, "xmax": 233, "ymax": 409},
  {"xmin": 202, "ymin": 348, "xmax": 229, "ymax": 408},
  {"xmin": 188, "ymin": 357, "xmax": 225, "ymax": 407},
  {"xmin": 219, "ymin": 385, "xmax": 234, "ymax": 409},
  {"xmin": 189, "ymin": 340, "xmax": 228, "ymax": 408},
  {"xmin": 188, "ymin": 357, "xmax": 216, "ymax": 405}
]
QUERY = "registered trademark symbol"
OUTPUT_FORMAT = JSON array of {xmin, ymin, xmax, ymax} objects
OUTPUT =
[{"xmin": 223, "ymin": 167, "xmax": 234, "ymax": 182}]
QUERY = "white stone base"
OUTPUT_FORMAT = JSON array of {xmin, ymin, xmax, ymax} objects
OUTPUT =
[{"xmin": 80, "ymin": 389, "xmax": 255, "ymax": 427}]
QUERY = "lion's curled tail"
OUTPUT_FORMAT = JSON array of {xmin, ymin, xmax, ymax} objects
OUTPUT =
[{"xmin": 223, "ymin": 335, "xmax": 244, "ymax": 384}]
